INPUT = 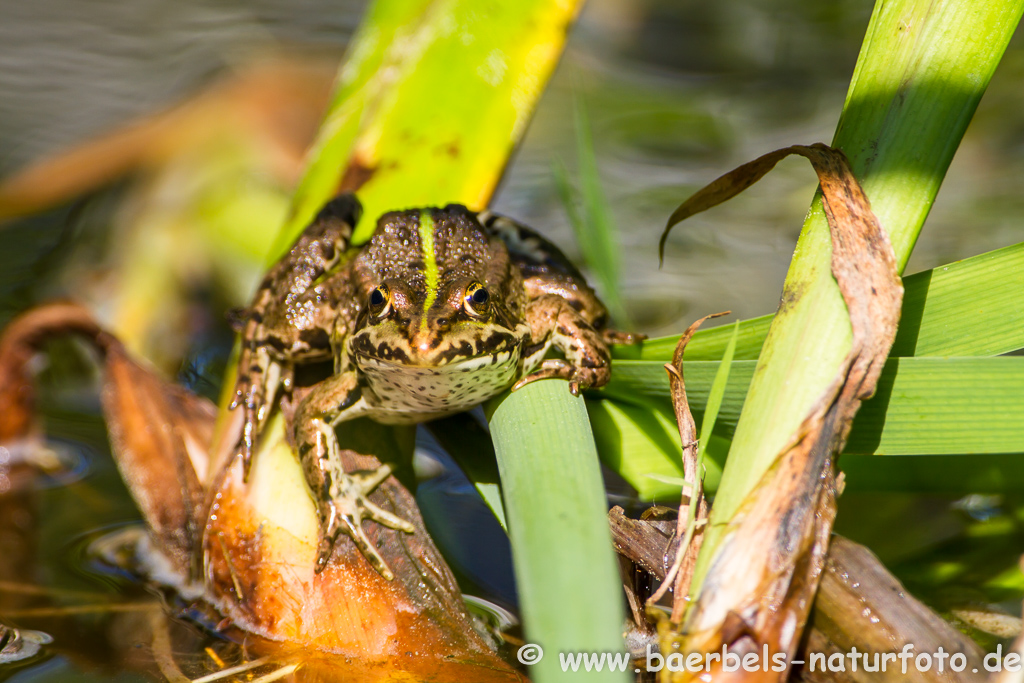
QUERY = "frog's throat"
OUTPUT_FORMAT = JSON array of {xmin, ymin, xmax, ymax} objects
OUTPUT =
[{"xmin": 418, "ymin": 210, "xmax": 439, "ymax": 335}]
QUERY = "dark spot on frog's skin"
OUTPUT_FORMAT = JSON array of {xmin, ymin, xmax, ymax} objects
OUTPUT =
[
  {"xmin": 437, "ymin": 340, "xmax": 475, "ymax": 364},
  {"xmin": 522, "ymin": 341, "xmax": 546, "ymax": 358},
  {"xmin": 226, "ymin": 307, "xmax": 251, "ymax": 332},
  {"xmin": 299, "ymin": 327, "xmax": 330, "ymax": 349},
  {"xmin": 265, "ymin": 336, "xmax": 289, "ymax": 353},
  {"xmin": 556, "ymin": 325, "xmax": 571, "ymax": 337},
  {"xmin": 476, "ymin": 331, "xmax": 512, "ymax": 355},
  {"xmin": 321, "ymin": 241, "xmax": 335, "ymax": 263},
  {"xmin": 580, "ymin": 357, "xmax": 601, "ymax": 369}
]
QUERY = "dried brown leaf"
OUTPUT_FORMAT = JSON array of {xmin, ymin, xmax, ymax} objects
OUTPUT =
[
  {"xmin": 647, "ymin": 311, "xmax": 728, "ymax": 614},
  {"xmin": 0, "ymin": 303, "xmax": 105, "ymax": 440},
  {"xmin": 660, "ymin": 144, "xmax": 903, "ymax": 682},
  {"xmin": 0, "ymin": 303, "xmax": 214, "ymax": 577},
  {"xmin": 611, "ymin": 516, "xmax": 983, "ymax": 683},
  {"xmin": 806, "ymin": 537, "xmax": 986, "ymax": 683}
]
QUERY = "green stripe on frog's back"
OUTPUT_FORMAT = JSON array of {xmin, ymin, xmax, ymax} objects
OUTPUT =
[{"xmin": 419, "ymin": 209, "xmax": 439, "ymax": 333}]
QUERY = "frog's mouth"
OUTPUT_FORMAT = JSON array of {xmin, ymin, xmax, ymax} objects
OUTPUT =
[
  {"xmin": 349, "ymin": 325, "xmax": 522, "ymax": 369},
  {"xmin": 355, "ymin": 348, "xmax": 521, "ymax": 377}
]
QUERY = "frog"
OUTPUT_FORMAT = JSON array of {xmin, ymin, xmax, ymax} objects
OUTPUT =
[{"xmin": 230, "ymin": 194, "xmax": 641, "ymax": 579}]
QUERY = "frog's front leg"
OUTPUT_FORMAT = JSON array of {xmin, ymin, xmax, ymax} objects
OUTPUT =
[
  {"xmin": 230, "ymin": 194, "xmax": 361, "ymax": 479},
  {"xmin": 293, "ymin": 371, "xmax": 415, "ymax": 578},
  {"xmin": 513, "ymin": 294, "xmax": 612, "ymax": 395}
]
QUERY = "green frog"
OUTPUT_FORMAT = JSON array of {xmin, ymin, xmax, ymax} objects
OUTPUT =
[{"xmin": 231, "ymin": 194, "xmax": 640, "ymax": 579}]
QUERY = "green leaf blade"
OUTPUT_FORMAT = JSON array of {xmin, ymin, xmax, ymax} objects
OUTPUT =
[
  {"xmin": 488, "ymin": 381, "xmax": 628, "ymax": 683},
  {"xmin": 623, "ymin": 239, "xmax": 1024, "ymax": 364}
]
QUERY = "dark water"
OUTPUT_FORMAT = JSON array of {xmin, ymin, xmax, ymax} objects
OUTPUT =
[{"xmin": 2, "ymin": 0, "xmax": 1024, "ymax": 679}]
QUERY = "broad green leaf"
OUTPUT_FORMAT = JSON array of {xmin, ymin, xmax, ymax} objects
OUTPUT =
[
  {"xmin": 603, "ymin": 356, "xmax": 1024, "ymax": 456},
  {"xmin": 839, "ymin": 453, "xmax": 1024, "ymax": 493},
  {"xmin": 588, "ymin": 397, "xmax": 732, "ymax": 500},
  {"xmin": 274, "ymin": 0, "xmax": 587, "ymax": 255},
  {"xmin": 272, "ymin": 0, "xmax": 435, "ymax": 258},
  {"xmin": 590, "ymin": 398, "xmax": 710, "ymax": 500},
  {"xmin": 624, "ymin": 239, "xmax": 1024, "ymax": 362},
  {"xmin": 585, "ymin": 323, "xmax": 739, "ymax": 502},
  {"xmin": 488, "ymin": 381, "xmax": 626, "ymax": 682}
]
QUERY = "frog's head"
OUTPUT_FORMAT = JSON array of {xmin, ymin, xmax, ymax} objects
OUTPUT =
[{"xmin": 348, "ymin": 275, "xmax": 525, "ymax": 368}]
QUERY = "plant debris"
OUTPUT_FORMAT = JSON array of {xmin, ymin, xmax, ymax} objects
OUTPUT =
[{"xmin": 658, "ymin": 143, "xmax": 903, "ymax": 681}]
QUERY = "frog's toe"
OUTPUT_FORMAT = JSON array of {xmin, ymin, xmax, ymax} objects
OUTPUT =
[
  {"xmin": 312, "ymin": 464, "xmax": 414, "ymax": 578},
  {"xmin": 602, "ymin": 329, "xmax": 646, "ymax": 345},
  {"xmin": 346, "ymin": 465, "xmax": 416, "ymax": 534},
  {"xmin": 567, "ymin": 365, "xmax": 610, "ymax": 393},
  {"xmin": 314, "ymin": 505, "xmax": 342, "ymax": 574},
  {"xmin": 513, "ymin": 359, "xmax": 609, "ymax": 394},
  {"xmin": 512, "ymin": 359, "xmax": 573, "ymax": 391},
  {"xmin": 315, "ymin": 511, "xmax": 395, "ymax": 580},
  {"xmin": 362, "ymin": 498, "xmax": 416, "ymax": 534},
  {"xmin": 239, "ymin": 413, "xmax": 257, "ymax": 480}
]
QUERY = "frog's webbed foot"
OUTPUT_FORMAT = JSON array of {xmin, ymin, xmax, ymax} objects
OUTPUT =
[
  {"xmin": 297, "ymin": 374, "xmax": 414, "ymax": 579},
  {"xmin": 602, "ymin": 329, "xmax": 646, "ymax": 346},
  {"xmin": 314, "ymin": 462, "xmax": 416, "ymax": 578}
]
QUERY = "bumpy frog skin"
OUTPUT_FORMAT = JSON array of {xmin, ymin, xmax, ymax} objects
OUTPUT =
[{"xmin": 231, "ymin": 195, "xmax": 640, "ymax": 578}]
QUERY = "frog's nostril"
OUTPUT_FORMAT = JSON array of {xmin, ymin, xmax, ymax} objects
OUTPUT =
[{"xmin": 437, "ymin": 318, "xmax": 449, "ymax": 327}]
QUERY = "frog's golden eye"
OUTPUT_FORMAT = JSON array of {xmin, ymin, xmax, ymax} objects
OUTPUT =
[
  {"xmin": 369, "ymin": 285, "xmax": 391, "ymax": 317},
  {"xmin": 464, "ymin": 283, "xmax": 490, "ymax": 317}
]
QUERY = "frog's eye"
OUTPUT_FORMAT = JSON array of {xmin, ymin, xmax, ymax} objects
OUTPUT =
[
  {"xmin": 464, "ymin": 283, "xmax": 490, "ymax": 317},
  {"xmin": 369, "ymin": 285, "xmax": 391, "ymax": 317}
]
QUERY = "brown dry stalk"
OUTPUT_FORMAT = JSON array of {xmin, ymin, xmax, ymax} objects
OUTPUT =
[
  {"xmin": 647, "ymin": 311, "xmax": 728, "ymax": 615},
  {"xmin": 610, "ymin": 514, "xmax": 987, "ymax": 683},
  {"xmin": 659, "ymin": 143, "xmax": 903, "ymax": 682}
]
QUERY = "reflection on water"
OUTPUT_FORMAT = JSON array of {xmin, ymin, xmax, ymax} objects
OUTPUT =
[{"xmin": 2, "ymin": 0, "xmax": 1024, "ymax": 679}]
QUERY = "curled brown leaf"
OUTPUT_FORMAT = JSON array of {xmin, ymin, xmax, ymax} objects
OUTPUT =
[
  {"xmin": 647, "ymin": 311, "xmax": 729, "ymax": 617},
  {"xmin": 659, "ymin": 144, "xmax": 903, "ymax": 682}
]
